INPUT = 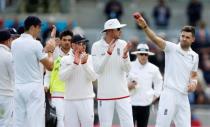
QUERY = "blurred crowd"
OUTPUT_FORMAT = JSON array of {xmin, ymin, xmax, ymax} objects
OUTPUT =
[{"xmin": 0, "ymin": 0, "xmax": 210, "ymax": 126}]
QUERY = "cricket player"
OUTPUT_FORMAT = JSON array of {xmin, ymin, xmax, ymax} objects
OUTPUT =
[
  {"xmin": 91, "ymin": 18, "xmax": 134, "ymax": 127},
  {"xmin": 60, "ymin": 34, "xmax": 97, "ymax": 127},
  {"xmin": 0, "ymin": 29, "xmax": 14, "ymax": 127},
  {"xmin": 133, "ymin": 12, "xmax": 199, "ymax": 127},
  {"xmin": 44, "ymin": 29, "xmax": 73, "ymax": 127},
  {"xmin": 11, "ymin": 16, "xmax": 56, "ymax": 127}
]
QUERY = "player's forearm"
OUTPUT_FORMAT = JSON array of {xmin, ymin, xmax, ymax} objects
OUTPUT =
[{"xmin": 143, "ymin": 27, "xmax": 166, "ymax": 50}]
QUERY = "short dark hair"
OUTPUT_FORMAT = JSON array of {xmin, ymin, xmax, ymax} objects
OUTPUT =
[
  {"xmin": 24, "ymin": 16, "xmax": 41, "ymax": 31},
  {"xmin": 0, "ymin": 29, "xmax": 11, "ymax": 44},
  {"xmin": 59, "ymin": 30, "xmax": 73, "ymax": 39},
  {"xmin": 181, "ymin": 26, "xmax": 195, "ymax": 37}
]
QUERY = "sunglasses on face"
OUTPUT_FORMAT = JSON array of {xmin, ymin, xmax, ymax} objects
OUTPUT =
[
  {"xmin": 139, "ymin": 53, "xmax": 148, "ymax": 56},
  {"xmin": 117, "ymin": 28, "xmax": 121, "ymax": 31}
]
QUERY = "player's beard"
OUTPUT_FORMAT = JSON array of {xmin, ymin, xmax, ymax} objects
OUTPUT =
[{"xmin": 180, "ymin": 41, "xmax": 191, "ymax": 50}]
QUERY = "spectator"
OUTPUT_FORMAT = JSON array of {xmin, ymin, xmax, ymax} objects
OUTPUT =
[
  {"xmin": 191, "ymin": 111, "xmax": 202, "ymax": 127},
  {"xmin": 104, "ymin": 0, "xmax": 123, "ymax": 21},
  {"xmin": 11, "ymin": 17, "xmax": 20, "ymax": 30},
  {"xmin": 153, "ymin": 0, "xmax": 171, "ymax": 29},
  {"xmin": 186, "ymin": 0, "xmax": 203, "ymax": 26},
  {"xmin": 17, "ymin": 26, "xmax": 24, "ymax": 35},
  {"xmin": 128, "ymin": 36, "xmax": 139, "ymax": 61},
  {"xmin": 0, "ymin": 18, "xmax": 4, "ymax": 29},
  {"xmin": 194, "ymin": 21, "xmax": 210, "ymax": 48}
]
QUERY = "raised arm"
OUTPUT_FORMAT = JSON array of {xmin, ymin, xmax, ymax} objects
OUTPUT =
[{"xmin": 133, "ymin": 12, "xmax": 166, "ymax": 50}]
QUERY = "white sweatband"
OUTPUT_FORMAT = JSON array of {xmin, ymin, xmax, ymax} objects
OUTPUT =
[{"xmin": 190, "ymin": 79, "xmax": 198, "ymax": 85}]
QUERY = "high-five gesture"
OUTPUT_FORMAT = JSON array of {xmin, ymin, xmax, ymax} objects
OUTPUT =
[
  {"xmin": 123, "ymin": 42, "xmax": 132, "ymax": 58},
  {"xmin": 133, "ymin": 12, "xmax": 148, "ymax": 29},
  {"xmin": 50, "ymin": 25, "xmax": 57, "ymax": 38},
  {"xmin": 107, "ymin": 39, "xmax": 117, "ymax": 55},
  {"xmin": 44, "ymin": 38, "xmax": 56, "ymax": 53}
]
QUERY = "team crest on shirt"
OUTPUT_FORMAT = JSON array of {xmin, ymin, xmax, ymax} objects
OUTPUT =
[
  {"xmin": 164, "ymin": 109, "xmax": 168, "ymax": 115},
  {"xmin": 101, "ymin": 53, "xmax": 105, "ymax": 56},
  {"xmin": 117, "ymin": 48, "xmax": 120, "ymax": 55}
]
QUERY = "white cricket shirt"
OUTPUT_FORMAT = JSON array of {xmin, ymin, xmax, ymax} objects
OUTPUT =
[
  {"xmin": 11, "ymin": 33, "xmax": 47, "ymax": 84},
  {"xmin": 59, "ymin": 51, "xmax": 97, "ymax": 100},
  {"xmin": 129, "ymin": 60, "xmax": 163, "ymax": 106},
  {"xmin": 0, "ymin": 44, "xmax": 14, "ymax": 96},
  {"xmin": 163, "ymin": 41, "xmax": 199, "ymax": 94},
  {"xmin": 91, "ymin": 38, "xmax": 131, "ymax": 99}
]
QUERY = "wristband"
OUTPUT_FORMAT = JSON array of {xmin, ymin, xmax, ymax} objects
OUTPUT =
[
  {"xmin": 190, "ymin": 79, "xmax": 198, "ymax": 85},
  {"xmin": 143, "ymin": 25, "xmax": 147, "ymax": 29}
]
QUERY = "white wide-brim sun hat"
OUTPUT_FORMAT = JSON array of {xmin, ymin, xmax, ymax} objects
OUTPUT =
[
  {"xmin": 102, "ymin": 18, "xmax": 126, "ymax": 32},
  {"xmin": 131, "ymin": 43, "xmax": 155, "ymax": 56}
]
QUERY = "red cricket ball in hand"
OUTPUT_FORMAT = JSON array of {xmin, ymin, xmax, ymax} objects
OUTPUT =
[{"xmin": 133, "ymin": 12, "xmax": 142, "ymax": 19}]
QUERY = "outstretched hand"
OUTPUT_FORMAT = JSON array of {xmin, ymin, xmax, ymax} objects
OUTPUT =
[
  {"xmin": 132, "ymin": 12, "xmax": 147, "ymax": 29},
  {"xmin": 50, "ymin": 25, "xmax": 57, "ymax": 38},
  {"xmin": 45, "ymin": 38, "xmax": 56, "ymax": 53}
]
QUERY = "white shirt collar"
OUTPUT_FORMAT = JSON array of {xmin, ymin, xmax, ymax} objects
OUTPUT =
[
  {"xmin": 101, "ymin": 37, "xmax": 110, "ymax": 47},
  {"xmin": 0, "ymin": 44, "xmax": 10, "ymax": 52},
  {"xmin": 135, "ymin": 60, "xmax": 148, "ymax": 69},
  {"xmin": 58, "ymin": 47, "xmax": 71, "ymax": 57},
  {"xmin": 178, "ymin": 42, "xmax": 193, "ymax": 55},
  {"xmin": 20, "ymin": 33, "xmax": 34, "ymax": 39}
]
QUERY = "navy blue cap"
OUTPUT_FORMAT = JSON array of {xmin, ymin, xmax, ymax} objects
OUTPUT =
[
  {"xmin": 72, "ymin": 34, "xmax": 89, "ymax": 44},
  {"xmin": 0, "ymin": 29, "xmax": 11, "ymax": 42},
  {"xmin": 8, "ymin": 28, "xmax": 20, "ymax": 38}
]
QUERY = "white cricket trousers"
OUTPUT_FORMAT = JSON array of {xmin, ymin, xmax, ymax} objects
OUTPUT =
[
  {"xmin": 51, "ymin": 97, "xmax": 64, "ymax": 127},
  {"xmin": 0, "ymin": 96, "xmax": 14, "ymax": 127},
  {"xmin": 64, "ymin": 98, "xmax": 94, "ymax": 127},
  {"xmin": 156, "ymin": 88, "xmax": 191, "ymax": 127},
  {"xmin": 98, "ymin": 97, "xmax": 134, "ymax": 127},
  {"xmin": 14, "ymin": 83, "xmax": 45, "ymax": 127}
]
